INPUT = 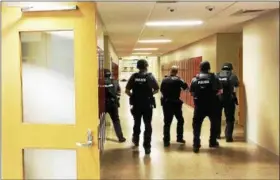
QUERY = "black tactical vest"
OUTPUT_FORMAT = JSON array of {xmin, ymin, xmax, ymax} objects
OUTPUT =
[
  {"xmin": 163, "ymin": 76, "xmax": 182, "ymax": 100},
  {"xmin": 218, "ymin": 70, "xmax": 233, "ymax": 96},
  {"xmin": 105, "ymin": 78, "xmax": 117, "ymax": 104},
  {"xmin": 194, "ymin": 73, "xmax": 216, "ymax": 103},
  {"xmin": 132, "ymin": 72, "xmax": 153, "ymax": 101}
]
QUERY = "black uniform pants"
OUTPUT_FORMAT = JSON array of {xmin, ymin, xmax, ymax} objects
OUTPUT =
[
  {"xmin": 162, "ymin": 101, "xmax": 184, "ymax": 143},
  {"xmin": 217, "ymin": 100, "xmax": 236, "ymax": 139},
  {"xmin": 131, "ymin": 105, "xmax": 153, "ymax": 149},
  {"xmin": 105, "ymin": 104, "xmax": 124, "ymax": 140},
  {"xmin": 193, "ymin": 105, "xmax": 217, "ymax": 147}
]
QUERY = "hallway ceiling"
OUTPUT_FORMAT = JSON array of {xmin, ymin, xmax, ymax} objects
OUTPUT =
[{"xmin": 97, "ymin": 1, "xmax": 279, "ymax": 57}]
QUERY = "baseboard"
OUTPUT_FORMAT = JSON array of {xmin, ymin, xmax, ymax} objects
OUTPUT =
[{"xmin": 247, "ymin": 139, "xmax": 279, "ymax": 158}]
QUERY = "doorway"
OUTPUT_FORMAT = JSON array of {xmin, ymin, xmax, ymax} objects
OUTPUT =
[{"xmin": 1, "ymin": 2, "xmax": 100, "ymax": 179}]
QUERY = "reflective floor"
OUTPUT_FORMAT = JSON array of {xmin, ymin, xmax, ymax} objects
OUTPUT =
[{"xmin": 101, "ymin": 82, "xmax": 279, "ymax": 179}]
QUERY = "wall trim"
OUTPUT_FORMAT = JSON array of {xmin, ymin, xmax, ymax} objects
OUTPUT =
[{"xmin": 247, "ymin": 139, "xmax": 279, "ymax": 157}]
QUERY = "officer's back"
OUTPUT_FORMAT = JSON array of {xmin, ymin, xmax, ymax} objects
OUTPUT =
[
  {"xmin": 104, "ymin": 70, "xmax": 119, "ymax": 106},
  {"xmin": 125, "ymin": 59, "xmax": 159, "ymax": 155},
  {"xmin": 217, "ymin": 63, "xmax": 239, "ymax": 101},
  {"xmin": 126, "ymin": 60, "xmax": 159, "ymax": 107},
  {"xmin": 131, "ymin": 71, "xmax": 153, "ymax": 102},
  {"xmin": 190, "ymin": 62, "xmax": 221, "ymax": 106},
  {"xmin": 161, "ymin": 66, "xmax": 188, "ymax": 101}
]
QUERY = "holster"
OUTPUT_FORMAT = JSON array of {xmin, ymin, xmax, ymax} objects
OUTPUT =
[
  {"xmin": 160, "ymin": 97, "xmax": 164, "ymax": 106},
  {"xmin": 129, "ymin": 96, "xmax": 134, "ymax": 106},
  {"xmin": 116, "ymin": 97, "xmax": 120, "ymax": 107},
  {"xmin": 151, "ymin": 97, "xmax": 156, "ymax": 108},
  {"xmin": 233, "ymin": 92, "xmax": 239, "ymax": 105}
]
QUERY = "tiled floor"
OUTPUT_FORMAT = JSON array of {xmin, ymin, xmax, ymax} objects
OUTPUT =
[{"xmin": 100, "ymin": 83, "xmax": 279, "ymax": 179}]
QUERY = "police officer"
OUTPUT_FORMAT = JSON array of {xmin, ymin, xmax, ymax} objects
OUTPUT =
[
  {"xmin": 217, "ymin": 63, "xmax": 239, "ymax": 142},
  {"xmin": 160, "ymin": 66, "xmax": 188, "ymax": 147},
  {"xmin": 125, "ymin": 59, "xmax": 159, "ymax": 155},
  {"xmin": 189, "ymin": 61, "xmax": 222, "ymax": 153},
  {"xmin": 104, "ymin": 69, "xmax": 126, "ymax": 143}
]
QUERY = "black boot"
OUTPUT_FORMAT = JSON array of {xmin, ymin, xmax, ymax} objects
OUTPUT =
[
  {"xmin": 193, "ymin": 145, "xmax": 201, "ymax": 153},
  {"xmin": 209, "ymin": 141, "xmax": 220, "ymax": 148},
  {"xmin": 119, "ymin": 137, "xmax": 126, "ymax": 143},
  {"xmin": 145, "ymin": 148, "xmax": 151, "ymax": 155},
  {"xmin": 164, "ymin": 141, "xmax": 170, "ymax": 147},
  {"xmin": 132, "ymin": 137, "xmax": 139, "ymax": 147},
  {"xmin": 226, "ymin": 137, "xmax": 234, "ymax": 142},
  {"xmin": 177, "ymin": 139, "xmax": 186, "ymax": 144}
]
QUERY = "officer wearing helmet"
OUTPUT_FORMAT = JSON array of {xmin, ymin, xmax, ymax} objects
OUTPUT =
[
  {"xmin": 125, "ymin": 59, "xmax": 159, "ymax": 155},
  {"xmin": 160, "ymin": 65, "xmax": 188, "ymax": 147},
  {"xmin": 104, "ymin": 69, "xmax": 126, "ymax": 143},
  {"xmin": 189, "ymin": 61, "xmax": 222, "ymax": 153},
  {"xmin": 216, "ymin": 63, "xmax": 239, "ymax": 142}
]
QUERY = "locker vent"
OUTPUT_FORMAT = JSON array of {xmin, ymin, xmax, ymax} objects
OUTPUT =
[{"xmin": 231, "ymin": 9, "xmax": 268, "ymax": 16}]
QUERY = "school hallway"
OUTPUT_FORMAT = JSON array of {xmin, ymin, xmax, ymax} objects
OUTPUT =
[{"xmin": 101, "ymin": 82, "xmax": 279, "ymax": 179}]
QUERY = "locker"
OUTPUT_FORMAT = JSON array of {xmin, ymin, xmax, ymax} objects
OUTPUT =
[{"xmin": 179, "ymin": 60, "xmax": 182, "ymax": 78}]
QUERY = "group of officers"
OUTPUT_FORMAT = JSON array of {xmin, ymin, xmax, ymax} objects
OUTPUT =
[{"xmin": 104, "ymin": 59, "xmax": 239, "ymax": 154}]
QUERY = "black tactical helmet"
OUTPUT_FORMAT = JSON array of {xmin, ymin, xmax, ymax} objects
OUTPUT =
[
  {"xmin": 136, "ymin": 59, "xmax": 148, "ymax": 69},
  {"xmin": 104, "ymin": 68, "xmax": 111, "ymax": 78},
  {"xmin": 200, "ymin": 61, "xmax": 211, "ymax": 72},
  {"xmin": 221, "ymin": 63, "xmax": 233, "ymax": 71}
]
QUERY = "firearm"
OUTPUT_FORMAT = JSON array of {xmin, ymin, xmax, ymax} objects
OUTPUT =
[{"xmin": 233, "ymin": 92, "xmax": 239, "ymax": 105}]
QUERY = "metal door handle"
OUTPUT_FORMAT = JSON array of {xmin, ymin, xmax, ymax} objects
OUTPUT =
[{"xmin": 76, "ymin": 129, "xmax": 93, "ymax": 147}]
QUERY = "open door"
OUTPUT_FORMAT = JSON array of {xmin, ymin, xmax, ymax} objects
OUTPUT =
[{"xmin": 2, "ymin": 2, "xmax": 100, "ymax": 179}]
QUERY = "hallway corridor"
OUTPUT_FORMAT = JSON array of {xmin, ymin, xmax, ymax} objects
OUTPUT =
[{"xmin": 100, "ymin": 82, "xmax": 279, "ymax": 179}]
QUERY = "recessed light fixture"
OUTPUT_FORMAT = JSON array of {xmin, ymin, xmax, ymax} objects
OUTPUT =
[
  {"xmin": 132, "ymin": 52, "xmax": 152, "ymax": 55},
  {"xmin": 138, "ymin": 39, "xmax": 172, "ymax": 43},
  {"xmin": 134, "ymin": 48, "xmax": 158, "ymax": 51},
  {"xmin": 21, "ymin": 4, "xmax": 78, "ymax": 12},
  {"xmin": 146, "ymin": 20, "xmax": 203, "ymax": 26}
]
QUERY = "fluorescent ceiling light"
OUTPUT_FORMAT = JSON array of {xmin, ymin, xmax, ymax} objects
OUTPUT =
[
  {"xmin": 146, "ymin": 20, "xmax": 203, "ymax": 26},
  {"xmin": 138, "ymin": 39, "xmax": 172, "ymax": 43},
  {"xmin": 132, "ymin": 52, "xmax": 152, "ymax": 55},
  {"xmin": 21, "ymin": 5, "xmax": 77, "ymax": 12},
  {"xmin": 134, "ymin": 48, "xmax": 158, "ymax": 51}
]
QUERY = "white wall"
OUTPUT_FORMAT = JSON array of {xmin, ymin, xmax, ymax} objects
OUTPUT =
[
  {"xmin": 96, "ymin": 16, "xmax": 104, "ymax": 50},
  {"xmin": 119, "ymin": 56, "xmax": 159, "ymax": 80},
  {"xmin": 109, "ymin": 41, "xmax": 119, "ymax": 65},
  {"xmin": 243, "ymin": 10, "xmax": 279, "ymax": 155}
]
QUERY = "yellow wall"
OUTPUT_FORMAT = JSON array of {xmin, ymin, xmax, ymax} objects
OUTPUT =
[
  {"xmin": 161, "ymin": 34, "xmax": 217, "ymax": 72},
  {"xmin": 243, "ymin": 9, "xmax": 279, "ymax": 155},
  {"xmin": 216, "ymin": 33, "xmax": 243, "ymax": 124},
  {"xmin": 217, "ymin": 33, "xmax": 242, "ymax": 77}
]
